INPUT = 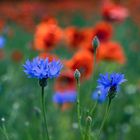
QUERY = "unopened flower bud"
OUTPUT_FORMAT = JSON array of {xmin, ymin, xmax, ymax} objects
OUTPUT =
[
  {"xmin": 86, "ymin": 116, "xmax": 92, "ymax": 124},
  {"xmin": 74, "ymin": 69, "xmax": 81, "ymax": 80},
  {"xmin": 92, "ymin": 36, "xmax": 100, "ymax": 52}
]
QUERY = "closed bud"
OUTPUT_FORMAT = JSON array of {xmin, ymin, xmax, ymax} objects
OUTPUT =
[
  {"xmin": 92, "ymin": 36, "xmax": 100, "ymax": 52},
  {"xmin": 86, "ymin": 116, "xmax": 92, "ymax": 124},
  {"xmin": 74, "ymin": 69, "xmax": 81, "ymax": 80}
]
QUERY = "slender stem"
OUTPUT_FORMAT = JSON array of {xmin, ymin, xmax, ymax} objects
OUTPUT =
[
  {"xmin": 85, "ymin": 52, "xmax": 97, "ymax": 140},
  {"xmin": 76, "ymin": 80, "xmax": 84, "ymax": 139},
  {"xmin": 98, "ymin": 99, "xmax": 111, "ymax": 139},
  {"xmin": 41, "ymin": 86, "xmax": 50, "ymax": 140},
  {"xmin": 0, "ymin": 123, "xmax": 10, "ymax": 140},
  {"xmin": 90, "ymin": 100, "xmax": 98, "ymax": 116},
  {"xmin": 89, "ymin": 51, "xmax": 97, "ymax": 109},
  {"xmin": 84, "ymin": 117, "xmax": 92, "ymax": 140}
]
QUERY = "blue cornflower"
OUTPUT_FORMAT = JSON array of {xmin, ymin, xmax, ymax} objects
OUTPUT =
[
  {"xmin": 92, "ymin": 87, "xmax": 107, "ymax": 103},
  {"xmin": 97, "ymin": 73, "xmax": 126, "ymax": 99},
  {"xmin": 53, "ymin": 90, "xmax": 77, "ymax": 104},
  {"xmin": 48, "ymin": 60, "xmax": 63, "ymax": 79},
  {"xmin": 23, "ymin": 57, "xmax": 63, "ymax": 80},
  {"xmin": 0, "ymin": 36, "xmax": 6, "ymax": 48}
]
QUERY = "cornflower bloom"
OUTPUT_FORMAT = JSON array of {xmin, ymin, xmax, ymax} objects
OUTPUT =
[
  {"xmin": 23, "ymin": 57, "xmax": 63, "ymax": 80},
  {"xmin": 92, "ymin": 88, "xmax": 106, "ymax": 103},
  {"xmin": 53, "ymin": 90, "xmax": 77, "ymax": 107},
  {"xmin": 96, "ymin": 72, "xmax": 127, "ymax": 138},
  {"xmin": 97, "ymin": 73, "xmax": 126, "ymax": 101},
  {"xmin": 0, "ymin": 36, "xmax": 6, "ymax": 48},
  {"xmin": 23, "ymin": 57, "xmax": 63, "ymax": 140}
]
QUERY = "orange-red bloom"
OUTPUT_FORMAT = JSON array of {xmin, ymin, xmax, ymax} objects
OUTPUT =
[
  {"xmin": 11, "ymin": 50, "xmax": 23, "ymax": 62},
  {"xmin": 97, "ymin": 42, "xmax": 126, "ymax": 64},
  {"xmin": 93, "ymin": 22, "xmax": 113, "ymax": 42},
  {"xmin": 0, "ymin": 49, "xmax": 5, "ymax": 60},
  {"xmin": 0, "ymin": 19, "xmax": 5, "ymax": 33},
  {"xmin": 34, "ymin": 18, "xmax": 63, "ymax": 51},
  {"xmin": 66, "ymin": 50, "xmax": 94, "ymax": 79},
  {"xmin": 54, "ymin": 70, "xmax": 76, "ymax": 111},
  {"xmin": 54, "ymin": 70, "xmax": 76, "ymax": 92},
  {"xmin": 65, "ymin": 27, "xmax": 90, "ymax": 50},
  {"xmin": 39, "ymin": 52, "xmax": 58, "ymax": 62},
  {"xmin": 102, "ymin": 3, "xmax": 128, "ymax": 22}
]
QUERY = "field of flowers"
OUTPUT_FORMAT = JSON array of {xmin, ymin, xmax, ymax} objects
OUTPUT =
[{"xmin": 0, "ymin": 0, "xmax": 140, "ymax": 140}]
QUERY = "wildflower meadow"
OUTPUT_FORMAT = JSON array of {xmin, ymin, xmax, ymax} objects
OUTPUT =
[{"xmin": 0, "ymin": 0, "xmax": 140, "ymax": 140}]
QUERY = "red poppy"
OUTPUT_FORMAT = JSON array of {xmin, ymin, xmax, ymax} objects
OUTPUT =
[
  {"xmin": 0, "ymin": 19, "xmax": 5, "ymax": 32},
  {"xmin": 97, "ymin": 42, "xmax": 126, "ymax": 64},
  {"xmin": 66, "ymin": 50, "xmax": 94, "ymax": 79},
  {"xmin": 54, "ymin": 70, "xmax": 76, "ymax": 92},
  {"xmin": 39, "ymin": 52, "xmax": 58, "ymax": 62},
  {"xmin": 65, "ymin": 27, "xmax": 90, "ymax": 50},
  {"xmin": 102, "ymin": 3, "xmax": 128, "ymax": 22},
  {"xmin": 0, "ymin": 49, "xmax": 5, "ymax": 60},
  {"xmin": 93, "ymin": 22, "xmax": 113, "ymax": 42},
  {"xmin": 11, "ymin": 50, "xmax": 23, "ymax": 62},
  {"xmin": 54, "ymin": 70, "xmax": 77, "ymax": 111},
  {"xmin": 34, "ymin": 18, "xmax": 63, "ymax": 51}
]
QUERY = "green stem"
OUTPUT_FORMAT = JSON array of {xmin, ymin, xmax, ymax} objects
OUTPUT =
[
  {"xmin": 0, "ymin": 123, "xmax": 10, "ymax": 140},
  {"xmin": 89, "ymin": 51, "xmax": 97, "ymax": 110},
  {"xmin": 90, "ymin": 100, "xmax": 98, "ymax": 116},
  {"xmin": 98, "ymin": 99, "xmax": 111, "ymax": 139},
  {"xmin": 41, "ymin": 86, "xmax": 50, "ymax": 140},
  {"xmin": 76, "ymin": 80, "xmax": 84, "ymax": 139},
  {"xmin": 84, "ymin": 117, "xmax": 92, "ymax": 140},
  {"xmin": 85, "ymin": 52, "xmax": 97, "ymax": 140}
]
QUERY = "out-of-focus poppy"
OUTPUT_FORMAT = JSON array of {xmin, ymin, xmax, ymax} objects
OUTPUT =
[
  {"xmin": 102, "ymin": 3, "xmax": 128, "ymax": 22},
  {"xmin": 11, "ymin": 50, "xmax": 23, "ymax": 62},
  {"xmin": 0, "ymin": 49, "xmax": 4, "ymax": 60},
  {"xmin": 53, "ymin": 70, "xmax": 77, "ymax": 111},
  {"xmin": 65, "ymin": 27, "xmax": 90, "ymax": 50},
  {"xmin": 54, "ymin": 70, "xmax": 76, "ymax": 92},
  {"xmin": 97, "ymin": 42, "xmax": 126, "ymax": 64},
  {"xmin": 92, "ymin": 22, "xmax": 113, "ymax": 42},
  {"xmin": 39, "ymin": 52, "xmax": 58, "ymax": 62},
  {"xmin": 0, "ymin": 19, "xmax": 5, "ymax": 32},
  {"xmin": 66, "ymin": 50, "xmax": 94, "ymax": 79},
  {"xmin": 34, "ymin": 18, "xmax": 63, "ymax": 51}
]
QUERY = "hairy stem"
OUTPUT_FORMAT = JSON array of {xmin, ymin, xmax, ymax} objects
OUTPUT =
[
  {"xmin": 41, "ymin": 86, "xmax": 50, "ymax": 140},
  {"xmin": 98, "ymin": 99, "xmax": 111, "ymax": 139}
]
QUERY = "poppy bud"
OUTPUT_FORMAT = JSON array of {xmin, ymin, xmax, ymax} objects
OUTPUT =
[
  {"xmin": 74, "ymin": 69, "xmax": 81, "ymax": 85},
  {"xmin": 92, "ymin": 36, "xmax": 100, "ymax": 52},
  {"xmin": 74, "ymin": 69, "xmax": 81, "ymax": 80}
]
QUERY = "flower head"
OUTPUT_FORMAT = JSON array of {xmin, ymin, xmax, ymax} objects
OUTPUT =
[
  {"xmin": 34, "ymin": 18, "xmax": 63, "ymax": 51},
  {"xmin": 53, "ymin": 90, "xmax": 77, "ymax": 104},
  {"xmin": 23, "ymin": 57, "xmax": 63, "ymax": 79},
  {"xmin": 66, "ymin": 50, "xmax": 94, "ymax": 79},
  {"xmin": 97, "ymin": 73, "xmax": 126, "ymax": 99},
  {"xmin": 102, "ymin": 3, "xmax": 128, "ymax": 22},
  {"xmin": 92, "ymin": 88, "xmax": 107, "ymax": 103},
  {"xmin": 97, "ymin": 42, "xmax": 126, "ymax": 64},
  {"xmin": 0, "ymin": 36, "xmax": 6, "ymax": 48},
  {"xmin": 48, "ymin": 60, "xmax": 63, "ymax": 79},
  {"xmin": 93, "ymin": 22, "xmax": 113, "ymax": 42},
  {"xmin": 65, "ymin": 27, "xmax": 89, "ymax": 50}
]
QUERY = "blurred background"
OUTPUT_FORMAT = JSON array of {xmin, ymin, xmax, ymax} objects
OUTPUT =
[{"xmin": 0, "ymin": 0, "xmax": 140, "ymax": 140}]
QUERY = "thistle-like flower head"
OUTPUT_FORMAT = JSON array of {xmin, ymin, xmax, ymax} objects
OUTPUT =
[
  {"xmin": 97, "ymin": 73, "xmax": 126, "ymax": 99},
  {"xmin": 23, "ymin": 57, "xmax": 63, "ymax": 79}
]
